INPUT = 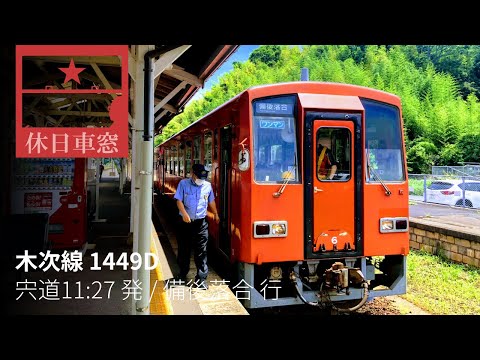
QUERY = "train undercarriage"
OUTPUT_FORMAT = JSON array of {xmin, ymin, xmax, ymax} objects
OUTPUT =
[{"xmin": 237, "ymin": 255, "xmax": 406, "ymax": 311}]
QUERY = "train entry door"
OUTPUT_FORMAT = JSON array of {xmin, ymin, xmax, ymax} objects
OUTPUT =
[
  {"xmin": 308, "ymin": 119, "xmax": 356, "ymax": 258},
  {"xmin": 218, "ymin": 126, "xmax": 232, "ymax": 257}
]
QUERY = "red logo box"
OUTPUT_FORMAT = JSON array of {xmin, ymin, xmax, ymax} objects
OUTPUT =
[{"xmin": 16, "ymin": 45, "xmax": 129, "ymax": 158}]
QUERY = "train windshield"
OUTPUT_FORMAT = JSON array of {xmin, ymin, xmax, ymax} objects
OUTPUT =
[
  {"xmin": 252, "ymin": 96, "xmax": 300, "ymax": 183},
  {"xmin": 362, "ymin": 99, "xmax": 405, "ymax": 182}
]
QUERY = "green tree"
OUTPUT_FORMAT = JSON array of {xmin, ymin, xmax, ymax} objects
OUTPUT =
[
  {"xmin": 457, "ymin": 133, "xmax": 480, "ymax": 163},
  {"xmin": 415, "ymin": 45, "xmax": 480, "ymax": 98},
  {"xmin": 249, "ymin": 45, "xmax": 282, "ymax": 67},
  {"xmin": 406, "ymin": 141, "xmax": 438, "ymax": 174},
  {"xmin": 154, "ymin": 44, "xmax": 480, "ymax": 170},
  {"xmin": 438, "ymin": 144, "xmax": 464, "ymax": 166}
]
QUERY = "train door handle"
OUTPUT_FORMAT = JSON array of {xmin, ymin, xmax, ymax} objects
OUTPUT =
[{"xmin": 314, "ymin": 186, "xmax": 323, "ymax": 193}]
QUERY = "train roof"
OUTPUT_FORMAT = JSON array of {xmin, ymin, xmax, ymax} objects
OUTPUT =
[
  {"xmin": 157, "ymin": 81, "xmax": 401, "ymax": 147},
  {"xmin": 246, "ymin": 81, "xmax": 401, "ymax": 105}
]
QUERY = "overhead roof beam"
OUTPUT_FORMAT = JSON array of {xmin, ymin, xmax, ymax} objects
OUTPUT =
[
  {"xmin": 25, "ymin": 96, "xmax": 43, "ymax": 114},
  {"xmin": 57, "ymin": 103, "xmax": 76, "ymax": 125},
  {"xmin": 154, "ymin": 109, "xmax": 169, "ymax": 123},
  {"xmin": 34, "ymin": 114, "xmax": 45, "ymax": 127},
  {"xmin": 153, "ymin": 45, "xmax": 192, "ymax": 80},
  {"xmin": 153, "ymin": 74, "xmax": 161, "ymax": 93},
  {"xmin": 128, "ymin": 50, "xmax": 137, "ymax": 81},
  {"xmin": 79, "ymin": 72, "xmax": 121, "ymax": 89},
  {"xmin": 44, "ymin": 110, "xmax": 110, "ymax": 117},
  {"xmin": 153, "ymin": 81, "xmax": 187, "ymax": 114},
  {"xmin": 153, "ymin": 101, "xmax": 177, "ymax": 114},
  {"xmin": 24, "ymin": 56, "xmax": 121, "ymax": 66},
  {"xmin": 27, "ymin": 93, "xmax": 113, "ymax": 100},
  {"xmin": 26, "ymin": 73, "xmax": 66, "ymax": 87},
  {"xmin": 90, "ymin": 62, "xmax": 117, "ymax": 99},
  {"xmin": 27, "ymin": 107, "xmax": 59, "ymax": 126},
  {"xmin": 46, "ymin": 97, "xmax": 87, "ymax": 109},
  {"xmin": 163, "ymin": 68, "xmax": 203, "ymax": 87},
  {"xmin": 175, "ymin": 45, "xmax": 238, "ymax": 107}
]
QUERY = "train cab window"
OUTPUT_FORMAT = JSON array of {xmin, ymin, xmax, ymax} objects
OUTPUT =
[
  {"xmin": 316, "ymin": 128, "xmax": 351, "ymax": 182},
  {"xmin": 193, "ymin": 136, "xmax": 201, "ymax": 165},
  {"xmin": 185, "ymin": 141, "xmax": 192, "ymax": 178},
  {"xmin": 362, "ymin": 99, "xmax": 405, "ymax": 182},
  {"xmin": 204, "ymin": 131, "xmax": 213, "ymax": 181},
  {"xmin": 252, "ymin": 96, "xmax": 299, "ymax": 184}
]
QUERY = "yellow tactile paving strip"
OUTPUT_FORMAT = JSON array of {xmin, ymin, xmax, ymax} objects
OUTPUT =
[{"xmin": 149, "ymin": 228, "xmax": 173, "ymax": 315}]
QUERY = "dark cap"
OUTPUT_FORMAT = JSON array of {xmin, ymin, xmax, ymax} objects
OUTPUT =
[{"xmin": 192, "ymin": 163, "xmax": 208, "ymax": 179}]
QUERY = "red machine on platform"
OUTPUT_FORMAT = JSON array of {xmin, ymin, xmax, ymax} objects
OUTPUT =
[{"xmin": 12, "ymin": 158, "xmax": 87, "ymax": 249}]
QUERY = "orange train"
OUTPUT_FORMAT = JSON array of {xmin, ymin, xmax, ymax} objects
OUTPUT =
[{"xmin": 155, "ymin": 82, "xmax": 409, "ymax": 311}]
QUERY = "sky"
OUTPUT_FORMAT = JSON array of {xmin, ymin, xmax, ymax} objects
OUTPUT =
[{"xmin": 191, "ymin": 45, "xmax": 259, "ymax": 101}]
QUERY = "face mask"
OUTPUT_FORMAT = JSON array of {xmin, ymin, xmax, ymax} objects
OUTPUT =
[{"xmin": 195, "ymin": 179, "xmax": 205, "ymax": 186}]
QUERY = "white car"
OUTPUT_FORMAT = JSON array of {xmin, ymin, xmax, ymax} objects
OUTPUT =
[{"xmin": 425, "ymin": 180, "xmax": 480, "ymax": 208}]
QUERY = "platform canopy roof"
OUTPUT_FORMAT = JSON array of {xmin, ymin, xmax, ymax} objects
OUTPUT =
[{"xmin": 21, "ymin": 45, "xmax": 239, "ymax": 133}]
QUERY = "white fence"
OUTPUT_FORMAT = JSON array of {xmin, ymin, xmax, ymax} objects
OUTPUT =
[{"xmin": 409, "ymin": 174, "xmax": 480, "ymax": 209}]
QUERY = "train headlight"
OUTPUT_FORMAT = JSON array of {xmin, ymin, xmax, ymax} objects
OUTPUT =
[
  {"xmin": 380, "ymin": 220, "xmax": 394, "ymax": 231},
  {"xmin": 254, "ymin": 221, "xmax": 288, "ymax": 238},
  {"xmin": 272, "ymin": 223, "xmax": 286, "ymax": 235},
  {"xmin": 379, "ymin": 217, "xmax": 409, "ymax": 233}
]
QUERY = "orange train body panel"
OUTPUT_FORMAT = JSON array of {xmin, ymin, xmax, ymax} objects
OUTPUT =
[
  {"xmin": 247, "ymin": 184, "xmax": 304, "ymax": 263},
  {"xmin": 363, "ymin": 184, "xmax": 410, "ymax": 256},
  {"xmin": 156, "ymin": 82, "xmax": 409, "ymax": 263},
  {"xmin": 154, "ymin": 81, "xmax": 409, "ymax": 308}
]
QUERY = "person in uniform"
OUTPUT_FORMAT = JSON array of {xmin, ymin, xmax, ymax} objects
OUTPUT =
[{"xmin": 173, "ymin": 163, "xmax": 220, "ymax": 289}]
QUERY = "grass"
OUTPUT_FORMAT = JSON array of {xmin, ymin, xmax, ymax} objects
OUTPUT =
[
  {"xmin": 408, "ymin": 178, "xmax": 431, "ymax": 196},
  {"xmin": 402, "ymin": 250, "xmax": 480, "ymax": 314}
]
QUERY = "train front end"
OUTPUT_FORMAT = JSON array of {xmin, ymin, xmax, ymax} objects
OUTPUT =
[{"xmin": 236, "ymin": 83, "xmax": 409, "ymax": 310}]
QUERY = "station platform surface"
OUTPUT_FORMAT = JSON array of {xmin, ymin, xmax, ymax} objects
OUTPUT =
[
  {"xmin": 151, "ymin": 200, "xmax": 248, "ymax": 315},
  {"xmin": 410, "ymin": 214, "xmax": 480, "ymax": 236}
]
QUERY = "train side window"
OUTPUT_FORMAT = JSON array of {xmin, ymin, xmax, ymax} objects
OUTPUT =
[
  {"xmin": 185, "ymin": 140, "xmax": 192, "ymax": 178},
  {"xmin": 213, "ymin": 129, "xmax": 218, "ymax": 161},
  {"xmin": 171, "ymin": 145, "xmax": 177, "ymax": 175},
  {"xmin": 165, "ymin": 148, "xmax": 169, "ymax": 173},
  {"xmin": 204, "ymin": 131, "xmax": 213, "ymax": 180},
  {"xmin": 193, "ymin": 136, "xmax": 201, "ymax": 165},
  {"xmin": 178, "ymin": 143, "xmax": 184, "ymax": 177}
]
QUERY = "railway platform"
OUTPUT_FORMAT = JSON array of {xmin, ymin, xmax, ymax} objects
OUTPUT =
[{"xmin": 151, "ymin": 200, "xmax": 248, "ymax": 315}]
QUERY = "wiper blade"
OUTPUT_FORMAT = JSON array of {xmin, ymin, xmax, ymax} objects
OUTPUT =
[
  {"xmin": 366, "ymin": 151, "xmax": 391, "ymax": 196},
  {"xmin": 273, "ymin": 170, "xmax": 294, "ymax": 198},
  {"xmin": 273, "ymin": 152, "xmax": 297, "ymax": 198}
]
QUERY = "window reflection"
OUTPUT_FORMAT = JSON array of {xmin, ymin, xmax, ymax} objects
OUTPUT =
[{"xmin": 253, "ymin": 116, "xmax": 298, "ymax": 183}]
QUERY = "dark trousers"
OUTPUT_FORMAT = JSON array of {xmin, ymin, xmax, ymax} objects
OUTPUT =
[{"xmin": 176, "ymin": 217, "xmax": 209, "ymax": 281}]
